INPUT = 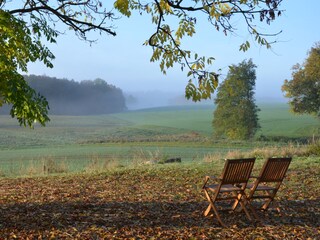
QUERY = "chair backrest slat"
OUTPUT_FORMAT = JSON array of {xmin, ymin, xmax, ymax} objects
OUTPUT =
[
  {"xmin": 259, "ymin": 157, "xmax": 292, "ymax": 182},
  {"xmin": 222, "ymin": 158, "xmax": 255, "ymax": 184}
]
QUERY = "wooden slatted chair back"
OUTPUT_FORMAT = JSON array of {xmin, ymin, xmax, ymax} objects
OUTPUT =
[
  {"xmin": 259, "ymin": 157, "xmax": 292, "ymax": 182},
  {"xmin": 221, "ymin": 158, "xmax": 256, "ymax": 184}
]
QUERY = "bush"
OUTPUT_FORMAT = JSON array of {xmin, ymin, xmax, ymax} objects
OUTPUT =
[{"xmin": 307, "ymin": 141, "xmax": 320, "ymax": 156}]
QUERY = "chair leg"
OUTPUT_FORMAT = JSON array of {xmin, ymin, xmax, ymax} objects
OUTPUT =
[
  {"xmin": 231, "ymin": 193, "xmax": 241, "ymax": 211},
  {"xmin": 261, "ymin": 189, "xmax": 277, "ymax": 210},
  {"xmin": 241, "ymin": 194, "xmax": 260, "ymax": 222},
  {"xmin": 204, "ymin": 204, "xmax": 212, "ymax": 217},
  {"xmin": 203, "ymin": 189, "xmax": 227, "ymax": 227},
  {"xmin": 230, "ymin": 190, "xmax": 253, "ymax": 221},
  {"xmin": 211, "ymin": 203, "xmax": 227, "ymax": 228},
  {"xmin": 203, "ymin": 189, "xmax": 213, "ymax": 216},
  {"xmin": 246, "ymin": 202, "xmax": 260, "ymax": 221},
  {"xmin": 238, "ymin": 197, "xmax": 253, "ymax": 221},
  {"xmin": 261, "ymin": 199, "xmax": 273, "ymax": 210},
  {"xmin": 270, "ymin": 202, "xmax": 280, "ymax": 212}
]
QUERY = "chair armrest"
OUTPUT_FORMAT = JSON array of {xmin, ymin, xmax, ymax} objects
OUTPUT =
[
  {"xmin": 202, "ymin": 175, "xmax": 221, "ymax": 189},
  {"xmin": 206, "ymin": 175, "xmax": 220, "ymax": 180}
]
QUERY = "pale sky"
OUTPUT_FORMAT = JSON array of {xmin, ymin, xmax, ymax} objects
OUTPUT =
[{"xmin": 26, "ymin": 1, "xmax": 320, "ymax": 102}]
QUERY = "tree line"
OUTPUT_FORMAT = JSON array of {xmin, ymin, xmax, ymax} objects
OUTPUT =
[{"xmin": 0, "ymin": 75, "xmax": 127, "ymax": 116}]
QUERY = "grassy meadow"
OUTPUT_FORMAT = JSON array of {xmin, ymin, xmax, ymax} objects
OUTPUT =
[{"xmin": 0, "ymin": 103, "xmax": 318, "ymax": 177}]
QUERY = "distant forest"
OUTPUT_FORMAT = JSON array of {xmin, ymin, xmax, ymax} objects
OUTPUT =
[{"xmin": 1, "ymin": 75, "xmax": 127, "ymax": 115}]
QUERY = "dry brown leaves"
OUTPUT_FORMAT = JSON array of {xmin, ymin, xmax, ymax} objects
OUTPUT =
[{"xmin": 0, "ymin": 166, "xmax": 319, "ymax": 239}]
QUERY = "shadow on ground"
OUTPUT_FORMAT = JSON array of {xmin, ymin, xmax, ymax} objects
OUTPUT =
[{"xmin": 0, "ymin": 199, "xmax": 319, "ymax": 238}]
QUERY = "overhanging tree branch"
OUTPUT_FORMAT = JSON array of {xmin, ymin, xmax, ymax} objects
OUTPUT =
[
  {"xmin": 141, "ymin": 0, "xmax": 283, "ymax": 100},
  {"xmin": 9, "ymin": 0, "xmax": 117, "ymax": 39}
]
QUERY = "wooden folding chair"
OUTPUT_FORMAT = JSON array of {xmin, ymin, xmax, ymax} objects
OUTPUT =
[
  {"xmin": 245, "ymin": 157, "xmax": 292, "ymax": 211},
  {"xmin": 202, "ymin": 158, "xmax": 257, "ymax": 227}
]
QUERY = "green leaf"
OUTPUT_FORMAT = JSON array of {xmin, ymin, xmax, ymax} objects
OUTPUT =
[{"xmin": 114, "ymin": 0, "xmax": 131, "ymax": 17}]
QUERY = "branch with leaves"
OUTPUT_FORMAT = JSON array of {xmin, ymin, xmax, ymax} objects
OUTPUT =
[
  {"xmin": 115, "ymin": 0, "xmax": 283, "ymax": 101},
  {"xmin": 8, "ymin": 0, "xmax": 117, "ymax": 41}
]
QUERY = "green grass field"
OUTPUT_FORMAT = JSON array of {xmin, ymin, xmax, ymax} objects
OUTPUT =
[{"xmin": 0, "ymin": 103, "xmax": 318, "ymax": 177}]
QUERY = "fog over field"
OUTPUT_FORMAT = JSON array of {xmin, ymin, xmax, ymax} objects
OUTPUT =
[
  {"xmin": 124, "ymin": 91, "xmax": 208, "ymax": 110},
  {"xmin": 124, "ymin": 90, "xmax": 287, "ymax": 110}
]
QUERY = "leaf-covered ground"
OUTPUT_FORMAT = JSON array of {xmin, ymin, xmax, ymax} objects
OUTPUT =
[{"xmin": 0, "ymin": 163, "xmax": 319, "ymax": 239}]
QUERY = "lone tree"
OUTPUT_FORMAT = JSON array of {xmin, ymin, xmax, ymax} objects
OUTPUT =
[
  {"xmin": 213, "ymin": 59, "xmax": 260, "ymax": 140},
  {"xmin": 282, "ymin": 42, "xmax": 320, "ymax": 119},
  {"xmin": 0, "ymin": 0, "xmax": 283, "ymax": 127}
]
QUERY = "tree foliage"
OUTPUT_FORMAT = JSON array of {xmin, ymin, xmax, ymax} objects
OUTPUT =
[
  {"xmin": 213, "ymin": 59, "xmax": 260, "ymax": 140},
  {"xmin": 282, "ymin": 42, "xmax": 320, "ymax": 119},
  {"xmin": 0, "ymin": 0, "xmax": 283, "ymax": 127},
  {"xmin": 0, "ymin": 9, "xmax": 54, "ymax": 127}
]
